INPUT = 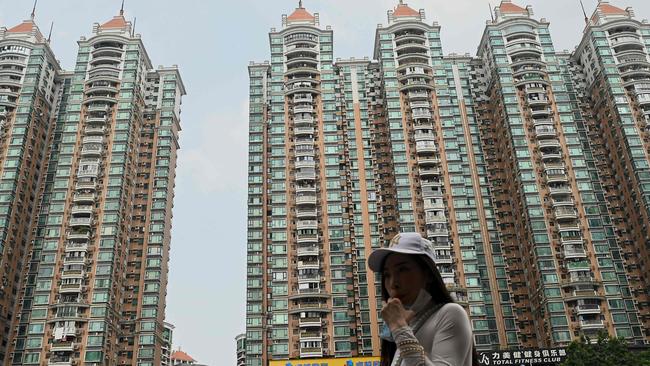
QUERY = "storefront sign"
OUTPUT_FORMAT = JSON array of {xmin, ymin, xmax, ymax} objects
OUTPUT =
[
  {"xmin": 270, "ymin": 356, "xmax": 380, "ymax": 366},
  {"xmin": 477, "ymin": 348, "xmax": 567, "ymax": 365}
]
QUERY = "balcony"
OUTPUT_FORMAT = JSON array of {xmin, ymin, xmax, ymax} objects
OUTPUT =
[
  {"xmin": 540, "ymin": 151, "xmax": 562, "ymax": 160},
  {"xmin": 425, "ymin": 213, "xmax": 447, "ymax": 223},
  {"xmin": 537, "ymin": 139, "xmax": 560, "ymax": 149},
  {"xmin": 298, "ymin": 331, "xmax": 322, "ymax": 340},
  {"xmin": 414, "ymin": 122, "xmax": 433, "ymax": 130},
  {"xmin": 86, "ymin": 104, "xmax": 110, "ymax": 113},
  {"xmin": 297, "ymin": 259, "xmax": 319, "ymax": 269},
  {"xmin": 399, "ymin": 80, "xmax": 434, "ymax": 91},
  {"xmin": 81, "ymin": 144, "xmax": 102, "ymax": 156},
  {"xmin": 575, "ymin": 304, "xmax": 601, "ymax": 315},
  {"xmin": 298, "ymin": 317, "xmax": 322, "ymax": 327},
  {"xmin": 535, "ymin": 126, "xmax": 556, "ymax": 138},
  {"xmin": 73, "ymin": 193, "xmax": 96, "ymax": 203},
  {"xmin": 554, "ymin": 207, "xmax": 577, "ymax": 220},
  {"xmin": 296, "ymin": 234, "xmax": 318, "ymax": 244},
  {"xmin": 556, "ymin": 222, "xmax": 579, "ymax": 231},
  {"xmin": 289, "ymin": 303, "xmax": 329, "ymax": 314},
  {"xmin": 419, "ymin": 167, "xmax": 441, "ymax": 176},
  {"xmin": 69, "ymin": 217, "xmax": 92, "ymax": 227},
  {"xmin": 61, "ymin": 268, "xmax": 85, "ymax": 278},
  {"xmin": 85, "ymin": 116, "xmax": 108, "ymax": 124},
  {"xmin": 67, "ymin": 232, "xmax": 90, "ymax": 241},
  {"xmin": 300, "ymin": 347, "xmax": 323, "ymax": 358},
  {"xmin": 297, "ymin": 273, "xmax": 321, "ymax": 283},
  {"xmin": 289, "ymin": 288, "xmax": 329, "ymax": 300},
  {"xmin": 410, "ymin": 101, "xmax": 430, "ymax": 109},
  {"xmin": 48, "ymin": 359, "xmax": 74, "ymax": 366},
  {"xmin": 414, "ymin": 132, "xmax": 435, "ymax": 141},
  {"xmin": 59, "ymin": 283, "xmax": 83, "ymax": 294},
  {"xmin": 82, "ymin": 136, "xmax": 103, "ymax": 144},
  {"xmin": 295, "ymin": 147, "xmax": 315, "ymax": 157},
  {"xmin": 296, "ymin": 194, "xmax": 317, "ymax": 205},
  {"xmin": 293, "ymin": 95, "xmax": 313, "ymax": 103},
  {"xmin": 533, "ymin": 119, "xmax": 554, "ymax": 127},
  {"xmin": 294, "ymin": 126, "xmax": 314, "ymax": 136},
  {"xmin": 416, "ymin": 141, "xmax": 437, "ymax": 152},
  {"xmin": 296, "ymin": 185, "xmax": 316, "ymax": 194},
  {"xmin": 65, "ymin": 243, "xmax": 88, "ymax": 252},
  {"xmin": 531, "ymin": 108, "xmax": 552, "ymax": 117},
  {"xmin": 563, "ymin": 247, "xmax": 587, "ymax": 259},
  {"xmin": 53, "ymin": 325, "xmax": 78, "ymax": 341},
  {"xmin": 611, "ymin": 35, "xmax": 642, "ymax": 47},
  {"xmin": 294, "ymin": 106, "xmax": 314, "ymax": 114},
  {"xmin": 71, "ymin": 205, "xmax": 93, "ymax": 215},
  {"xmin": 561, "ymin": 275, "xmax": 600, "ymax": 288},
  {"xmin": 296, "ymin": 220, "xmax": 318, "ymax": 230},
  {"xmin": 296, "ymin": 208, "xmax": 317, "ymax": 218},
  {"xmin": 546, "ymin": 172, "xmax": 568, "ymax": 184},
  {"xmin": 295, "ymin": 170, "xmax": 316, "ymax": 181},
  {"xmin": 412, "ymin": 111, "xmax": 432, "ymax": 119},
  {"xmin": 548, "ymin": 185, "xmax": 571, "ymax": 197},
  {"xmin": 84, "ymin": 126, "xmax": 105, "ymax": 135},
  {"xmin": 408, "ymin": 91, "xmax": 429, "ymax": 100},
  {"xmin": 527, "ymin": 97, "xmax": 549, "ymax": 107},
  {"xmin": 434, "ymin": 254, "xmax": 453, "ymax": 264},
  {"xmin": 565, "ymin": 290, "xmax": 605, "ymax": 301},
  {"xmin": 579, "ymin": 319, "xmax": 605, "ymax": 330},
  {"xmin": 297, "ymin": 245, "xmax": 319, "ymax": 256},
  {"xmin": 50, "ymin": 342, "xmax": 75, "ymax": 352},
  {"xmin": 417, "ymin": 156, "xmax": 440, "ymax": 166},
  {"xmin": 294, "ymin": 117, "xmax": 314, "ymax": 125}
]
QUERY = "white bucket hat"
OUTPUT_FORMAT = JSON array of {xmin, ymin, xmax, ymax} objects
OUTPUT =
[{"xmin": 367, "ymin": 232, "xmax": 437, "ymax": 272}]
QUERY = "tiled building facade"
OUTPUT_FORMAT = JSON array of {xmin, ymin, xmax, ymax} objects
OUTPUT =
[
  {"xmin": 0, "ymin": 9, "xmax": 184, "ymax": 366},
  {"xmin": 246, "ymin": 1, "xmax": 650, "ymax": 365}
]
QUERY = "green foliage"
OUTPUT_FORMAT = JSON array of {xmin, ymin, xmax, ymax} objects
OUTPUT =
[{"xmin": 561, "ymin": 332, "xmax": 650, "ymax": 366}]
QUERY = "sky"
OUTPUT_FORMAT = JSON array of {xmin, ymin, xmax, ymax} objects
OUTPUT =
[{"xmin": 2, "ymin": 0, "xmax": 650, "ymax": 365}]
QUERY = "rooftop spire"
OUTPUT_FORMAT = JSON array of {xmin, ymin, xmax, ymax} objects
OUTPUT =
[
  {"xmin": 579, "ymin": 0, "xmax": 588, "ymax": 24},
  {"xmin": 298, "ymin": 0, "xmax": 303, "ymax": 8},
  {"xmin": 120, "ymin": 0, "xmax": 125, "ymax": 16},
  {"xmin": 47, "ymin": 21, "xmax": 53, "ymax": 42},
  {"xmin": 31, "ymin": 0, "xmax": 38, "ymax": 20}
]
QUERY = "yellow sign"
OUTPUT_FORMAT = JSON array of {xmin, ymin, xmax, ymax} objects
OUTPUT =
[{"xmin": 269, "ymin": 356, "xmax": 380, "ymax": 366}]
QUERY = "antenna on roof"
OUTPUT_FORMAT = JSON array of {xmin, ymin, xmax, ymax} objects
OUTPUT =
[
  {"xmin": 47, "ymin": 21, "xmax": 53, "ymax": 42},
  {"xmin": 132, "ymin": 17, "xmax": 136, "ymax": 37},
  {"xmin": 30, "ymin": 0, "xmax": 38, "ymax": 20},
  {"xmin": 120, "ymin": 0, "xmax": 125, "ymax": 15},
  {"xmin": 488, "ymin": 2, "xmax": 494, "ymax": 21},
  {"xmin": 579, "ymin": 0, "xmax": 589, "ymax": 24}
]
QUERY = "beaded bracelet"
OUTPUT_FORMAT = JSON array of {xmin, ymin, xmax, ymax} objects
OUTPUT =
[{"xmin": 396, "ymin": 338, "xmax": 420, "ymax": 347}]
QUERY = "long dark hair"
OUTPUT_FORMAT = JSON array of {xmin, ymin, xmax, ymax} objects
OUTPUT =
[{"xmin": 379, "ymin": 254, "xmax": 478, "ymax": 366}]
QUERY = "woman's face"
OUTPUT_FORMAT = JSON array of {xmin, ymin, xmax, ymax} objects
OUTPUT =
[{"xmin": 382, "ymin": 253, "xmax": 428, "ymax": 306}]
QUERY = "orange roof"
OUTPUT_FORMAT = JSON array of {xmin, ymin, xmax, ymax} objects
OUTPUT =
[
  {"xmin": 7, "ymin": 20, "xmax": 36, "ymax": 33},
  {"xmin": 393, "ymin": 3, "xmax": 420, "ymax": 17},
  {"xmin": 287, "ymin": 7, "xmax": 315, "ymax": 21},
  {"xmin": 171, "ymin": 350, "xmax": 195, "ymax": 362},
  {"xmin": 100, "ymin": 15, "xmax": 128, "ymax": 29},
  {"xmin": 499, "ymin": 1, "xmax": 526, "ymax": 13},
  {"xmin": 599, "ymin": 3, "xmax": 627, "ymax": 15}
]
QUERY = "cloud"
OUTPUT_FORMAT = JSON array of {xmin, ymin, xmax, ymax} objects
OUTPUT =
[{"xmin": 176, "ymin": 100, "xmax": 249, "ymax": 194}]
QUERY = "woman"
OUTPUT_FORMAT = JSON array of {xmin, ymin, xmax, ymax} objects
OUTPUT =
[{"xmin": 367, "ymin": 232, "xmax": 476, "ymax": 366}]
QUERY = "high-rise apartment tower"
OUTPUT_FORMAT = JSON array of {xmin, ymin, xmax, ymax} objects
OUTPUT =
[
  {"xmin": 246, "ymin": 0, "xmax": 650, "ymax": 364},
  {"xmin": 1, "ymin": 8, "xmax": 184, "ymax": 366}
]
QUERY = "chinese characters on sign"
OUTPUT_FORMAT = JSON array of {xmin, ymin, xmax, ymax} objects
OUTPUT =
[{"xmin": 478, "ymin": 348, "xmax": 567, "ymax": 365}]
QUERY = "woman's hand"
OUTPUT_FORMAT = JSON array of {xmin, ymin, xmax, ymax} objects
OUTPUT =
[{"xmin": 381, "ymin": 298, "xmax": 415, "ymax": 331}]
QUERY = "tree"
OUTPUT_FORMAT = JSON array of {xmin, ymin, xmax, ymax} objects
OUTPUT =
[{"xmin": 561, "ymin": 332, "xmax": 650, "ymax": 366}]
